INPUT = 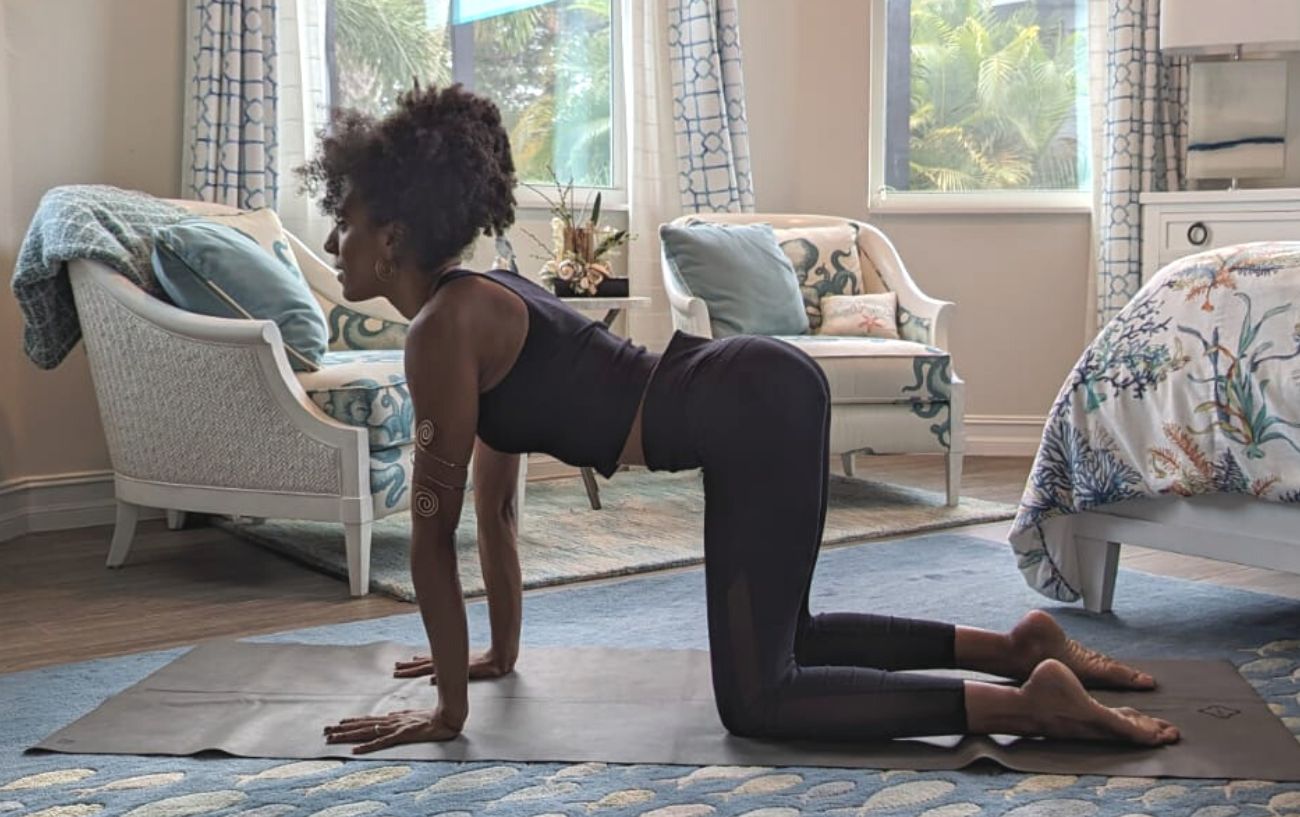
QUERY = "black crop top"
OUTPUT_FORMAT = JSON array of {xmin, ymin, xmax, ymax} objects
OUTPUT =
[{"xmin": 431, "ymin": 268, "xmax": 659, "ymax": 478}]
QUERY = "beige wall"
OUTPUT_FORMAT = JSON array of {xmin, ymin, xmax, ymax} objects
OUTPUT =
[
  {"xmin": 0, "ymin": 0, "xmax": 186, "ymax": 485},
  {"xmin": 740, "ymin": 0, "xmax": 1090, "ymax": 420}
]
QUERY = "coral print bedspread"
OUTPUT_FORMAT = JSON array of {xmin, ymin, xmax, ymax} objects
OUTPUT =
[{"xmin": 1011, "ymin": 242, "xmax": 1300, "ymax": 601}]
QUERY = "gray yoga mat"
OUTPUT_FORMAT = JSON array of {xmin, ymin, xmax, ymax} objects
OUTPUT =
[{"xmin": 33, "ymin": 641, "xmax": 1300, "ymax": 780}]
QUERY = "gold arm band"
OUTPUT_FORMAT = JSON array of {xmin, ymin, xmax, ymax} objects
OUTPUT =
[
  {"xmin": 415, "ymin": 447, "xmax": 468, "ymax": 471},
  {"xmin": 416, "ymin": 473, "xmax": 467, "ymax": 492}
]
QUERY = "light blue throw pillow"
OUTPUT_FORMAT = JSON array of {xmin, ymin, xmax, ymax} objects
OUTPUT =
[
  {"xmin": 152, "ymin": 220, "xmax": 328, "ymax": 372},
  {"xmin": 660, "ymin": 222, "xmax": 810, "ymax": 337}
]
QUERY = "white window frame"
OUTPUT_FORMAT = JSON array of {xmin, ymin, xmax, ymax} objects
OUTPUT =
[
  {"xmin": 866, "ymin": 0, "xmax": 1092, "ymax": 214},
  {"xmin": 511, "ymin": 0, "xmax": 628, "ymax": 213}
]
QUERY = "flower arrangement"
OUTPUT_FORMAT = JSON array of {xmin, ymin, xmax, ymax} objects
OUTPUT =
[{"xmin": 522, "ymin": 168, "xmax": 631, "ymax": 296}]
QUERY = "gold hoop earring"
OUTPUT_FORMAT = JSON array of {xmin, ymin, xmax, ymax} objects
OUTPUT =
[{"xmin": 375, "ymin": 258, "xmax": 395, "ymax": 282}]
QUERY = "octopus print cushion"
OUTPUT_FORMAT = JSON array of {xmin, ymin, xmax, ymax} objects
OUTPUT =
[
  {"xmin": 817, "ymin": 293, "xmax": 900, "ymax": 339},
  {"xmin": 771, "ymin": 223, "xmax": 871, "ymax": 331}
]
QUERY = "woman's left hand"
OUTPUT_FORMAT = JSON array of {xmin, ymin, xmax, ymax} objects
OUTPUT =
[{"xmin": 323, "ymin": 709, "xmax": 461, "ymax": 754}]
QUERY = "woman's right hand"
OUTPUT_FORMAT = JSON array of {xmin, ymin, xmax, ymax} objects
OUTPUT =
[{"xmin": 394, "ymin": 650, "xmax": 513, "ymax": 683}]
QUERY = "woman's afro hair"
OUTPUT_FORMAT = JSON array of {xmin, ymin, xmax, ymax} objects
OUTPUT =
[{"xmin": 298, "ymin": 82, "xmax": 517, "ymax": 269}]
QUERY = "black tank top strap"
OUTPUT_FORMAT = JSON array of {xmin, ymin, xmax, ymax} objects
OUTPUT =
[{"xmin": 430, "ymin": 267, "xmax": 483, "ymax": 293}]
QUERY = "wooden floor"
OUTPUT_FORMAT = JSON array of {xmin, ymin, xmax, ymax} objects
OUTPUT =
[{"xmin": 1, "ymin": 455, "xmax": 1295, "ymax": 674}]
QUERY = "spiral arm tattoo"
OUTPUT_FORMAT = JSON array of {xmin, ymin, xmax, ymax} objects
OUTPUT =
[
  {"xmin": 416, "ymin": 419, "xmax": 436, "ymax": 448},
  {"xmin": 413, "ymin": 487, "xmax": 440, "ymax": 517}
]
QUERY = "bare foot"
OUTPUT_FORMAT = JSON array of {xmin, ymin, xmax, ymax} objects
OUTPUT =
[
  {"xmin": 1011, "ymin": 610, "xmax": 1155, "ymax": 690},
  {"xmin": 1021, "ymin": 659, "xmax": 1179, "ymax": 745}
]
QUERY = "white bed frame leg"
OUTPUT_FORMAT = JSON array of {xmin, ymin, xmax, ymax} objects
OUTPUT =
[
  {"xmin": 841, "ymin": 452, "xmax": 857, "ymax": 477},
  {"xmin": 1077, "ymin": 536, "xmax": 1121, "ymax": 614},
  {"xmin": 165, "ymin": 509, "xmax": 186, "ymax": 530},
  {"xmin": 106, "ymin": 500, "xmax": 140, "ymax": 568},
  {"xmin": 344, "ymin": 522, "xmax": 372, "ymax": 597}
]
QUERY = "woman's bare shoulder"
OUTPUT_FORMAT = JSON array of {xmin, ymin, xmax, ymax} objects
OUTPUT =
[{"xmin": 405, "ymin": 273, "xmax": 526, "ymax": 358}]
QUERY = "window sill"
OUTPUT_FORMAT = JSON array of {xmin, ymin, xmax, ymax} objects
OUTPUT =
[
  {"xmin": 514, "ymin": 186, "xmax": 628, "ymax": 216},
  {"xmin": 869, "ymin": 191, "xmax": 1093, "ymax": 215},
  {"xmin": 515, "ymin": 200, "xmax": 630, "ymax": 217}
]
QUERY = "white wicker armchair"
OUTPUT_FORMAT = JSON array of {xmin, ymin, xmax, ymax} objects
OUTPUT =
[
  {"xmin": 70, "ymin": 206, "xmax": 525, "ymax": 596},
  {"xmin": 661, "ymin": 213, "xmax": 965, "ymax": 505}
]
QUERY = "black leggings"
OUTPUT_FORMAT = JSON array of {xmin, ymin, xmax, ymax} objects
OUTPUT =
[{"xmin": 641, "ymin": 331, "xmax": 968, "ymax": 740}]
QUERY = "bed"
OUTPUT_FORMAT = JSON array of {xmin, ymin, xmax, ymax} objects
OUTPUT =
[{"xmin": 1009, "ymin": 242, "xmax": 1300, "ymax": 612}]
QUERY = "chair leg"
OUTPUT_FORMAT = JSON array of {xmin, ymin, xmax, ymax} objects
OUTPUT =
[
  {"xmin": 106, "ymin": 500, "xmax": 140, "ymax": 568},
  {"xmin": 580, "ymin": 467, "xmax": 602, "ymax": 510},
  {"xmin": 344, "ymin": 522, "xmax": 373, "ymax": 597},
  {"xmin": 1077, "ymin": 536, "xmax": 1121, "ymax": 614},
  {"xmin": 945, "ymin": 450, "xmax": 963, "ymax": 507},
  {"xmin": 517, "ymin": 454, "xmax": 529, "ymax": 519},
  {"xmin": 841, "ymin": 452, "xmax": 857, "ymax": 477},
  {"xmin": 165, "ymin": 510, "xmax": 186, "ymax": 530}
]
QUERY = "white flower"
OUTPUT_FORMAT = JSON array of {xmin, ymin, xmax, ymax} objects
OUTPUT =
[{"xmin": 556, "ymin": 260, "xmax": 580, "ymax": 282}]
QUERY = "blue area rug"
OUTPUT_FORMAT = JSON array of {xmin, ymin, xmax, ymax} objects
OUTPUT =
[{"xmin": 2, "ymin": 533, "xmax": 1298, "ymax": 817}]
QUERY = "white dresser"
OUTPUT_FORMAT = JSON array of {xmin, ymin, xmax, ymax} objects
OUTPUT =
[{"xmin": 1140, "ymin": 189, "xmax": 1300, "ymax": 282}]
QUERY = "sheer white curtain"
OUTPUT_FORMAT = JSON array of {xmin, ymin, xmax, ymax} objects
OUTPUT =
[
  {"xmin": 625, "ymin": 0, "xmax": 683, "ymax": 351},
  {"xmin": 1086, "ymin": 0, "xmax": 1107, "ymax": 340},
  {"xmin": 276, "ymin": 0, "xmax": 333, "ymax": 253}
]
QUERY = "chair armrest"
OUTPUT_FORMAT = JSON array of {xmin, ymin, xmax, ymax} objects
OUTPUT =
[
  {"xmin": 855, "ymin": 222, "xmax": 953, "ymax": 351},
  {"xmin": 659, "ymin": 244, "xmax": 714, "ymax": 339},
  {"xmin": 69, "ymin": 260, "xmax": 370, "ymax": 501}
]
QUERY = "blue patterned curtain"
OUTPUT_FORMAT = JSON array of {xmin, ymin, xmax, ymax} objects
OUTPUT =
[
  {"xmin": 666, "ymin": 0, "xmax": 754, "ymax": 214},
  {"xmin": 184, "ymin": 0, "xmax": 279, "ymax": 210},
  {"xmin": 1097, "ymin": 0, "xmax": 1187, "ymax": 324}
]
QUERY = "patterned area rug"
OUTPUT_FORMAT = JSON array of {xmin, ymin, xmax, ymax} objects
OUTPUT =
[
  {"xmin": 216, "ymin": 471, "xmax": 1016, "ymax": 601},
  {"xmin": 4, "ymin": 533, "xmax": 1297, "ymax": 817}
]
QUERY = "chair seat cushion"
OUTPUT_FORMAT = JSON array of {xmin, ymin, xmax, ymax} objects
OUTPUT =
[
  {"xmin": 772, "ymin": 335, "xmax": 952, "ymax": 404},
  {"xmin": 297, "ymin": 350, "xmax": 413, "ymax": 449}
]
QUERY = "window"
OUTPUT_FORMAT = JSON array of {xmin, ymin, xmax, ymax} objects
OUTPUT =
[
  {"xmin": 869, "ymin": 0, "xmax": 1091, "ymax": 208},
  {"xmin": 326, "ymin": 0, "xmax": 621, "ymax": 191}
]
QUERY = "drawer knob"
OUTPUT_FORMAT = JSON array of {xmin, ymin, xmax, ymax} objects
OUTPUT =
[{"xmin": 1187, "ymin": 221, "xmax": 1209, "ymax": 246}]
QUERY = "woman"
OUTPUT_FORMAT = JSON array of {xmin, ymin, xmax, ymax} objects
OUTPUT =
[{"xmin": 304, "ymin": 84, "xmax": 1179, "ymax": 755}]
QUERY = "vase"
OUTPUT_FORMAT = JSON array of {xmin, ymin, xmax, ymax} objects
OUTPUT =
[{"xmin": 562, "ymin": 225, "xmax": 596, "ymax": 260}]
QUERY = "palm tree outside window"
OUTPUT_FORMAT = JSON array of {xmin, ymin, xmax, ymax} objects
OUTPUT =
[
  {"xmin": 881, "ymin": 0, "xmax": 1091, "ymax": 194},
  {"xmin": 324, "ymin": 0, "xmax": 617, "ymax": 189}
]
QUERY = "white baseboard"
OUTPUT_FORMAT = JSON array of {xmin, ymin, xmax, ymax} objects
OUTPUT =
[
  {"xmin": 0, "ymin": 471, "xmax": 164, "ymax": 544},
  {"xmin": 0, "ymin": 459, "xmax": 584, "ymax": 544},
  {"xmin": 964, "ymin": 414, "xmax": 1045, "ymax": 457}
]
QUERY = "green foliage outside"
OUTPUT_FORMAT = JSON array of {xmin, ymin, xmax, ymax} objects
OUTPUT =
[
  {"xmin": 905, "ymin": 0, "xmax": 1085, "ymax": 192},
  {"xmin": 332, "ymin": 0, "xmax": 613, "ymax": 187}
]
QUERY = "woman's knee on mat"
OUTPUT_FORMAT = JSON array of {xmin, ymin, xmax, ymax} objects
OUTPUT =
[{"xmin": 712, "ymin": 665, "xmax": 801, "ymax": 738}]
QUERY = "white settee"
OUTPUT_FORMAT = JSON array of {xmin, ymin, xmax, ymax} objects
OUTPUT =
[
  {"xmin": 660, "ymin": 213, "xmax": 964, "ymax": 505},
  {"xmin": 69, "ymin": 199, "xmax": 526, "ymax": 596}
]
